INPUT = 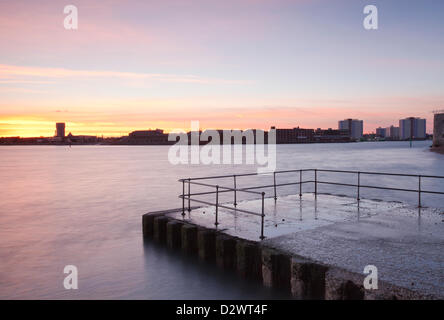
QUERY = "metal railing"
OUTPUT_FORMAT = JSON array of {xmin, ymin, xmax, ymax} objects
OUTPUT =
[{"xmin": 178, "ymin": 169, "xmax": 444, "ymax": 240}]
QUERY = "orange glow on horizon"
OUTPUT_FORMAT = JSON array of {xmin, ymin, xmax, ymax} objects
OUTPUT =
[
  {"xmin": 0, "ymin": 115, "xmax": 429, "ymax": 138},
  {"xmin": 0, "ymin": 117, "xmax": 172, "ymax": 138},
  {"xmin": 0, "ymin": 103, "xmax": 436, "ymax": 138}
]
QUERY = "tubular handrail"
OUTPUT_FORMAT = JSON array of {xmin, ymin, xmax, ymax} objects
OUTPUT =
[
  {"xmin": 178, "ymin": 168, "xmax": 314, "ymax": 182},
  {"xmin": 184, "ymin": 180, "xmax": 262, "ymax": 195},
  {"xmin": 178, "ymin": 168, "xmax": 444, "ymax": 182},
  {"xmin": 178, "ymin": 168, "xmax": 444, "ymax": 240},
  {"xmin": 315, "ymin": 169, "xmax": 444, "ymax": 179},
  {"xmin": 178, "ymin": 195, "xmax": 263, "ymax": 217}
]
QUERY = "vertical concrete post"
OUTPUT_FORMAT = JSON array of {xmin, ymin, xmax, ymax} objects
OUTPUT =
[
  {"xmin": 262, "ymin": 248, "xmax": 275, "ymax": 288},
  {"xmin": 153, "ymin": 216, "xmax": 169, "ymax": 243},
  {"xmin": 215, "ymin": 235, "xmax": 237, "ymax": 270},
  {"xmin": 142, "ymin": 213, "xmax": 161, "ymax": 237},
  {"xmin": 236, "ymin": 240, "xmax": 262, "ymax": 281},
  {"xmin": 197, "ymin": 229, "xmax": 216, "ymax": 262},
  {"xmin": 262, "ymin": 248, "xmax": 291, "ymax": 292},
  {"xmin": 325, "ymin": 269, "xmax": 365, "ymax": 300},
  {"xmin": 291, "ymin": 258, "xmax": 328, "ymax": 299},
  {"xmin": 181, "ymin": 224, "xmax": 198, "ymax": 255},
  {"xmin": 166, "ymin": 220, "xmax": 183, "ymax": 249}
]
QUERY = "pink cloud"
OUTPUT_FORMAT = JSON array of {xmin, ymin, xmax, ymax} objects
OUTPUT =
[{"xmin": 0, "ymin": 64, "xmax": 250, "ymax": 84}]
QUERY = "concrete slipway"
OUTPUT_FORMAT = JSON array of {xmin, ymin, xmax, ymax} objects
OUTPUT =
[{"xmin": 143, "ymin": 193, "xmax": 444, "ymax": 300}]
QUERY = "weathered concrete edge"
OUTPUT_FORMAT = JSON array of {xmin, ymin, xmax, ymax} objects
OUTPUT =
[
  {"xmin": 258, "ymin": 242, "xmax": 440, "ymax": 300},
  {"xmin": 142, "ymin": 209, "xmax": 440, "ymax": 300}
]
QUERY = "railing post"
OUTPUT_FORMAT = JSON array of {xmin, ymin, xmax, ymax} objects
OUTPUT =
[
  {"xmin": 418, "ymin": 175, "xmax": 422, "ymax": 208},
  {"xmin": 357, "ymin": 171, "xmax": 361, "ymax": 201},
  {"xmin": 187, "ymin": 178, "xmax": 191, "ymax": 212},
  {"xmin": 299, "ymin": 170, "xmax": 302, "ymax": 197},
  {"xmin": 273, "ymin": 172, "xmax": 277, "ymax": 200},
  {"xmin": 260, "ymin": 192, "xmax": 265, "ymax": 240},
  {"xmin": 182, "ymin": 179, "xmax": 185, "ymax": 217},
  {"xmin": 215, "ymin": 185, "xmax": 219, "ymax": 226},
  {"xmin": 314, "ymin": 169, "xmax": 317, "ymax": 197},
  {"xmin": 233, "ymin": 175, "xmax": 237, "ymax": 206}
]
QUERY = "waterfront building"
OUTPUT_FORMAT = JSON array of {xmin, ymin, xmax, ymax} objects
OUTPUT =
[
  {"xmin": 338, "ymin": 119, "xmax": 363, "ymax": 140},
  {"xmin": 313, "ymin": 128, "xmax": 350, "ymax": 143},
  {"xmin": 125, "ymin": 129, "xmax": 171, "ymax": 144},
  {"xmin": 386, "ymin": 125, "xmax": 400, "ymax": 140},
  {"xmin": 399, "ymin": 117, "xmax": 426, "ymax": 140},
  {"xmin": 55, "ymin": 122, "xmax": 65, "ymax": 138},
  {"xmin": 375, "ymin": 127, "xmax": 387, "ymax": 138},
  {"xmin": 274, "ymin": 127, "xmax": 315, "ymax": 144},
  {"xmin": 66, "ymin": 133, "xmax": 98, "ymax": 144},
  {"xmin": 272, "ymin": 126, "xmax": 350, "ymax": 143}
]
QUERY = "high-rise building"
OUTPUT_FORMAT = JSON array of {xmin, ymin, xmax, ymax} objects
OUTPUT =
[
  {"xmin": 399, "ymin": 117, "xmax": 426, "ymax": 140},
  {"xmin": 338, "ymin": 119, "xmax": 363, "ymax": 140},
  {"xmin": 386, "ymin": 125, "xmax": 400, "ymax": 140},
  {"xmin": 56, "ymin": 123, "xmax": 65, "ymax": 138}
]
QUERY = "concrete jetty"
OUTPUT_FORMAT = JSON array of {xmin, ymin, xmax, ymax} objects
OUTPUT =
[{"xmin": 143, "ymin": 193, "xmax": 443, "ymax": 300}]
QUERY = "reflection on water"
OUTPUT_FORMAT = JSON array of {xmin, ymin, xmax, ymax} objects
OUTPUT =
[{"xmin": 0, "ymin": 141, "xmax": 442, "ymax": 299}]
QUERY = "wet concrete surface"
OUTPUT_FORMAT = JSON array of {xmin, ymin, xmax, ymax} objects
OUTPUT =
[{"xmin": 168, "ymin": 193, "xmax": 444, "ymax": 298}]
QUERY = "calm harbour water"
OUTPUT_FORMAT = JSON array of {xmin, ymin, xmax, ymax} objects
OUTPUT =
[{"xmin": 0, "ymin": 141, "xmax": 442, "ymax": 299}]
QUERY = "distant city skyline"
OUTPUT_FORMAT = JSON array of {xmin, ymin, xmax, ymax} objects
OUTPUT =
[
  {"xmin": 0, "ymin": 117, "xmax": 431, "ymax": 140},
  {"xmin": 1, "ymin": 0, "xmax": 443, "ymax": 137},
  {"xmin": 0, "ymin": 115, "xmax": 434, "ymax": 138}
]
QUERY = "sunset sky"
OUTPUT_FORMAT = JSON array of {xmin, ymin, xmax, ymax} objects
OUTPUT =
[{"xmin": 1, "ymin": 0, "xmax": 443, "ymax": 137}]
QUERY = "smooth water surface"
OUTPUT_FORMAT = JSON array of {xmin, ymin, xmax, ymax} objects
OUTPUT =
[{"xmin": 0, "ymin": 141, "xmax": 442, "ymax": 299}]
